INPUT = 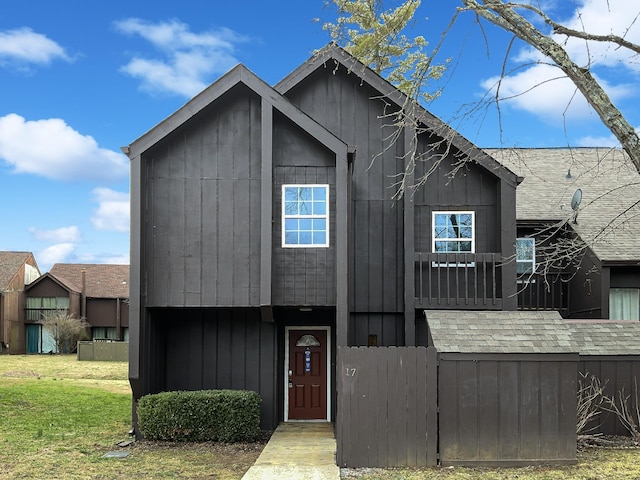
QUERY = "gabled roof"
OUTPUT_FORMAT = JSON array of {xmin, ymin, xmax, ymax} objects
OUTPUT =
[
  {"xmin": 275, "ymin": 43, "xmax": 520, "ymax": 187},
  {"xmin": 565, "ymin": 320, "xmax": 640, "ymax": 356},
  {"xmin": 48, "ymin": 264, "xmax": 129, "ymax": 299},
  {"xmin": 426, "ymin": 310, "xmax": 576, "ymax": 354},
  {"xmin": 0, "ymin": 251, "xmax": 33, "ymax": 290},
  {"xmin": 125, "ymin": 63, "xmax": 347, "ymax": 160},
  {"xmin": 25, "ymin": 271, "xmax": 81, "ymax": 295},
  {"xmin": 489, "ymin": 147, "xmax": 640, "ymax": 263}
]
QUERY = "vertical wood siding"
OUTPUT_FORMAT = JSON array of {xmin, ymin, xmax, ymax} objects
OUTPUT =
[
  {"xmin": 438, "ymin": 355, "xmax": 577, "ymax": 466},
  {"xmin": 144, "ymin": 85, "xmax": 262, "ymax": 307},
  {"xmin": 579, "ymin": 358, "xmax": 640, "ymax": 436},
  {"xmin": 272, "ymin": 113, "xmax": 337, "ymax": 306},
  {"xmin": 284, "ymin": 67, "xmax": 404, "ymax": 314},
  {"xmin": 154, "ymin": 307, "xmax": 279, "ymax": 429},
  {"xmin": 336, "ymin": 346, "xmax": 438, "ymax": 467}
]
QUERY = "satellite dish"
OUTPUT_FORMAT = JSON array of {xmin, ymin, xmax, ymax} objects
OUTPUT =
[
  {"xmin": 571, "ymin": 189, "xmax": 582, "ymax": 211},
  {"xmin": 571, "ymin": 188, "xmax": 582, "ymax": 223}
]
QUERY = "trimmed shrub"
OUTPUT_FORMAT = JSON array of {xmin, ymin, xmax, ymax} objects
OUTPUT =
[{"xmin": 137, "ymin": 389, "xmax": 261, "ymax": 442}]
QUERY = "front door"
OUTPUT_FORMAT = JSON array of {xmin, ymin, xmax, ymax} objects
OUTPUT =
[{"xmin": 288, "ymin": 329, "xmax": 327, "ymax": 420}]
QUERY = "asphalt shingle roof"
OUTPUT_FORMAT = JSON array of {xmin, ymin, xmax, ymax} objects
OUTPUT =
[
  {"xmin": 487, "ymin": 147, "xmax": 640, "ymax": 263},
  {"xmin": 0, "ymin": 251, "xmax": 32, "ymax": 289},
  {"xmin": 565, "ymin": 321, "xmax": 640, "ymax": 356},
  {"xmin": 49, "ymin": 264, "xmax": 129, "ymax": 299},
  {"xmin": 426, "ymin": 310, "xmax": 577, "ymax": 354}
]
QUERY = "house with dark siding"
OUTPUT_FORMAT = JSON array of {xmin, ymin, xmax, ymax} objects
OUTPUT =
[
  {"xmin": 24, "ymin": 263, "xmax": 129, "ymax": 352},
  {"xmin": 0, "ymin": 251, "xmax": 40, "ymax": 354},
  {"xmin": 125, "ymin": 45, "xmax": 639, "ymax": 466},
  {"xmin": 490, "ymin": 148, "xmax": 640, "ymax": 320}
]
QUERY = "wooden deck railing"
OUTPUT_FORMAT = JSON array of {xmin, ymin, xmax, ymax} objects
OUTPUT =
[
  {"xmin": 516, "ymin": 272, "xmax": 570, "ymax": 314},
  {"xmin": 414, "ymin": 252, "xmax": 503, "ymax": 309}
]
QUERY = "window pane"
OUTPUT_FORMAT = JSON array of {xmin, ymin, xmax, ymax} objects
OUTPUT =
[
  {"xmin": 284, "ymin": 200, "xmax": 298, "ymax": 215},
  {"xmin": 459, "ymin": 241, "xmax": 472, "ymax": 252},
  {"xmin": 299, "ymin": 231, "xmax": 312, "ymax": 244},
  {"xmin": 313, "ymin": 187, "xmax": 326, "ymax": 200},
  {"xmin": 460, "ymin": 227, "xmax": 472, "ymax": 239},
  {"xmin": 285, "ymin": 219, "xmax": 298, "ymax": 231},
  {"xmin": 299, "ymin": 187, "xmax": 312, "ymax": 201},
  {"xmin": 285, "ymin": 232, "xmax": 298, "ymax": 244},
  {"xmin": 299, "ymin": 219, "xmax": 312, "ymax": 231},
  {"xmin": 312, "ymin": 200, "xmax": 326, "ymax": 215},
  {"xmin": 313, "ymin": 231, "xmax": 326, "ymax": 245}
]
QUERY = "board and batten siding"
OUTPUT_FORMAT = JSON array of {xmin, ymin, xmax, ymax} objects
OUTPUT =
[
  {"xmin": 413, "ymin": 147, "xmax": 499, "ymax": 254},
  {"xmin": 152, "ymin": 307, "xmax": 279, "ymax": 429},
  {"xmin": 143, "ymin": 85, "xmax": 262, "ymax": 307},
  {"xmin": 438, "ymin": 354, "xmax": 577, "ymax": 466},
  {"xmin": 283, "ymin": 65, "xmax": 404, "ymax": 314},
  {"xmin": 271, "ymin": 113, "xmax": 337, "ymax": 306}
]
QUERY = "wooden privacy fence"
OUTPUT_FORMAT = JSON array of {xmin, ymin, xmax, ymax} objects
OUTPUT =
[{"xmin": 336, "ymin": 346, "xmax": 438, "ymax": 468}]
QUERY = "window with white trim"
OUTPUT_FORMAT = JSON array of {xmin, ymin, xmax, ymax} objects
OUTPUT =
[
  {"xmin": 432, "ymin": 211, "xmax": 475, "ymax": 253},
  {"xmin": 282, "ymin": 185, "xmax": 329, "ymax": 247},
  {"xmin": 516, "ymin": 238, "xmax": 536, "ymax": 275}
]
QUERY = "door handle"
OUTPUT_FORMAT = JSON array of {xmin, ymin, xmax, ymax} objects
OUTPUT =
[{"xmin": 288, "ymin": 370, "xmax": 292, "ymax": 377}]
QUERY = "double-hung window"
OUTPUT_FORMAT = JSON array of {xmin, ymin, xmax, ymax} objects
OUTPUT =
[
  {"xmin": 432, "ymin": 211, "xmax": 475, "ymax": 253},
  {"xmin": 516, "ymin": 238, "xmax": 536, "ymax": 277},
  {"xmin": 282, "ymin": 185, "xmax": 329, "ymax": 247}
]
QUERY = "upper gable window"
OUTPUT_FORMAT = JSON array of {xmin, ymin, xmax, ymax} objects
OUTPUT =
[
  {"xmin": 432, "ymin": 212, "xmax": 475, "ymax": 253},
  {"xmin": 282, "ymin": 185, "xmax": 329, "ymax": 248},
  {"xmin": 516, "ymin": 238, "xmax": 536, "ymax": 276}
]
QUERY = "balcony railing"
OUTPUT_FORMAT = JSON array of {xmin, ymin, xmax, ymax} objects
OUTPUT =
[
  {"xmin": 516, "ymin": 272, "xmax": 569, "ymax": 314},
  {"xmin": 415, "ymin": 252, "xmax": 502, "ymax": 310}
]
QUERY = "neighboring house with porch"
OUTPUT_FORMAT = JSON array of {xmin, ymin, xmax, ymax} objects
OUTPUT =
[
  {"xmin": 24, "ymin": 263, "xmax": 129, "ymax": 353},
  {"xmin": 490, "ymin": 148, "xmax": 640, "ymax": 320},
  {"xmin": 0, "ymin": 251, "xmax": 40, "ymax": 354}
]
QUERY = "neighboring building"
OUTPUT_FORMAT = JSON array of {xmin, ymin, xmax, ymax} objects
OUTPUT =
[
  {"xmin": 491, "ymin": 148, "xmax": 640, "ymax": 320},
  {"xmin": 24, "ymin": 264, "xmax": 129, "ymax": 353},
  {"xmin": 0, "ymin": 251, "xmax": 40, "ymax": 354}
]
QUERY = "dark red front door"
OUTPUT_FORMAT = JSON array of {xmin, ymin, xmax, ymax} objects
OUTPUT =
[{"xmin": 288, "ymin": 329, "xmax": 327, "ymax": 420}]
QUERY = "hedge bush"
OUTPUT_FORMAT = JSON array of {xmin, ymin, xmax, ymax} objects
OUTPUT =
[{"xmin": 137, "ymin": 389, "xmax": 261, "ymax": 442}]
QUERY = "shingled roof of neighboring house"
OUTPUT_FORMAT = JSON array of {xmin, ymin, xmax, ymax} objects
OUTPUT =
[
  {"xmin": 49, "ymin": 264, "xmax": 129, "ymax": 299},
  {"xmin": 0, "ymin": 251, "xmax": 33, "ymax": 289},
  {"xmin": 565, "ymin": 320, "xmax": 640, "ymax": 356},
  {"xmin": 487, "ymin": 147, "xmax": 640, "ymax": 263},
  {"xmin": 426, "ymin": 310, "xmax": 577, "ymax": 354}
]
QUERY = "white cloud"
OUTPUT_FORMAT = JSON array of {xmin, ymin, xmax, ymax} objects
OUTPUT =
[
  {"xmin": 38, "ymin": 243, "xmax": 76, "ymax": 271},
  {"xmin": 77, "ymin": 252, "xmax": 130, "ymax": 265},
  {"xmin": 480, "ymin": 0, "xmax": 640, "ymax": 121},
  {"xmin": 0, "ymin": 27, "xmax": 71, "ymax": 67},
  {"xmin": 91, "ymin": 188, "xmax": 130, "ymax": 232},
  {"xmin": 0, "ymin": 114, "xmax": 128, "ymax": 182},
  {"xmin": 114, "ymin": 18, "xmax": 248, "ymax": 97},
  {"xmin": 28, "ymin": 226, "xmax": 82, "ymax": 243},
  {"xmin": 480, "ymin": 64, "xmax": 633, "ymax": 121}
]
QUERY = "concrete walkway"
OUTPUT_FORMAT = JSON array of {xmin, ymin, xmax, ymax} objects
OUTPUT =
[{"xmin": 241, "ymin": 422, "xmax": 340, "ymax": 480}]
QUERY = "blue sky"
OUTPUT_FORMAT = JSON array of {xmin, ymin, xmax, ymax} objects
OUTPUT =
[{"xmin": 1, "ymin": 0, "xmax": 638, "ymax": 272}]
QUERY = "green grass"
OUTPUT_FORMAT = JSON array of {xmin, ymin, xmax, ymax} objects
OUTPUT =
[
  {"xmin": 3, "ymin": 355, "xmax": 640, "ymax": 479},
  {"xmin": 0, "ymin": 355, "xmax": 263, "ymax": 479}
]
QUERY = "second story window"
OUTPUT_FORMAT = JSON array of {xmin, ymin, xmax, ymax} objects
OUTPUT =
[
  {"xmin": 432, "ymin": 211, "xmax": 475, "ymax": 253},
  {"xmin": 516, "ymin": 238, "xmax": 536, "ymax": 275},
  {"xmin": 26, "ymin": 297, "xmax": 70, "ymax": 322},
  {"xmin": 282, "ymin": 185, "xmax": 329, "ymax": 248}
]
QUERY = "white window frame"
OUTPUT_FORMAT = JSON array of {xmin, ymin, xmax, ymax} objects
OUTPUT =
[
  {"xmin": 282, "ymin": 184, "xmax": 329, "ymax": 248},
  {"xmin": 431, "ymin": 211, "xmax": 475, "ymax": 267},
  {"xmin": 516, "ymin": 237, "xmax": 536, "ymax": 281}
]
